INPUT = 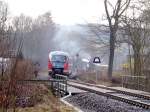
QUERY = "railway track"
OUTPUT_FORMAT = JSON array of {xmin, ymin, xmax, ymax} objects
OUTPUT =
[
  {"xmin": 69, "ymin": 80, "xmax": 150, "ymax": 100},
  {"xmin": 68, "ymin": 80, "xmax": 150, "ymax": 109},
  {"xmin": 4, "ymin": 76, "xmax": 149, "ymax": 110}
]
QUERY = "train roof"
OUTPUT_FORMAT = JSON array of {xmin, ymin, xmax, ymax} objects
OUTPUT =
[{"xmin": 49, "ymin": 51, "xmax": 70, "ymax": 57}]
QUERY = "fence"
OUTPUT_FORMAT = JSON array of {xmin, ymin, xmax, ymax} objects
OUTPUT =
[
  {"xmin": 51, "ymin": 74, "xmax": 68, "ymax": 97},
  {"xmin": 19, "ymin": 79, "xmax": 68, "ymax": 97},
  {"xmin": 121, "ymin": 75, "xmax": 150, "ymax": 92},
  {"xmin": 0, "ymin": 75, "xmax": 68, "ymax": 97}
]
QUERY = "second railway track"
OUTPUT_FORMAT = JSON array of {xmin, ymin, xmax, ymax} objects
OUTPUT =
[
  {"xmin": 68, "ymin": 80, "xmax": 150, "ymax": 110},
  {"xmin": 69, "ymin": 80, "xmax": 150, "ymax": 100}
]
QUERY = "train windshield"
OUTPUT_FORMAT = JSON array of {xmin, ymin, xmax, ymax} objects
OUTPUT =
[{"xmin": 51, "ymin": 55, "xmax": 67, "ymax": 63}]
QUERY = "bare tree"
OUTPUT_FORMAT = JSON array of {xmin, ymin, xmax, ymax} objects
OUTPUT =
[
  {"xmin": 0, "ymin": 3, "xmax": 55, "ymax": 110},
  {"xmin": 121, "ymin": 0, "xmax": 150, "ymax": 76},
  {"xmin": 122, "ymin": 19, "xmax": 150, "ymax": 76},
  {"xmin": 1, "ymin": 15, "xmax": 35, "ymax": 112},
  {"xmin": 104, "ymin": 0, "xmax": 131, "ymax": 79},
  {"xmin": 30, "ymin": 12, "xmax": 55, "ymax": 67},
  {"xmin": 11, "ymin": 12, "xmax": 56, "ymax": 68},
  {"xmin": 81, "ymin": 24, "xmax": 110, "ymax": 61},
  {"xmin": 0, "ymin": 1, "xmax": 9, "ymax": 79},
  {"xmin": 117, "ymin": 1, "xmax": 150, "ymax": 91}
]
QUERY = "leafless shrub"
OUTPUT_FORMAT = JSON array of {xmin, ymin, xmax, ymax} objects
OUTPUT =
[{"xmin": 14, "ymin": 60, "xmax": 34, "ymax": 80}]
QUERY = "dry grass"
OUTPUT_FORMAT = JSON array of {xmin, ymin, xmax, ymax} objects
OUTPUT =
[
  {"xmin": 6, "ymin": 85, "xmax": 76, "ymax": 112},
  {"xmin": 78, "ymin": 71, "xmax": 122, "ymax": 87},
  {"xmin": 0, "ymin": 59, "xmax": 76, "ymax": 112},
  {"xmin": 11, "ymin": 95, "xmax": 76, "ymax": 112}
]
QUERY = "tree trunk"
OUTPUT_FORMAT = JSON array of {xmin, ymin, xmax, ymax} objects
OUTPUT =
[
  {"xmin": 134, "ymin": 51, "xmax": 141, "ymax": 76},
  {"xmin": 108, "ymin": 31, "xmax": 115, "ymax": 80},
  {"xmin": 133, "ymin": 48, "xmax": 142, "ymax": 90}
]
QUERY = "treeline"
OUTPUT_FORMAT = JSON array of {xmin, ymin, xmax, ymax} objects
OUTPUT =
[
  {"xmin": 0, "ymin": 1, "xmax": 56, "ymax": 68},
  {"xmin": 119, "ymin": 0, "xmax": 150, "ymax": 77},
  {"xmin": 88, "ymin": 0, "xmax": 150, "ymax": 78},
  {"xmin": 0, "ymin": 2, "xmax": 56, "ymax": 111}
]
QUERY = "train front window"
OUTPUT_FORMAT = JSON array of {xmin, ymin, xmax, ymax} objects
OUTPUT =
[{"xmin": 51, "ymin": 55, "xmax": 67, "ymax": 63}]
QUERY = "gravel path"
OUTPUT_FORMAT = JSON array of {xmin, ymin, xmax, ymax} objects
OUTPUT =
[{"xmin": 65, "ymin": 93, "xmax": 150, "ymax": 112}]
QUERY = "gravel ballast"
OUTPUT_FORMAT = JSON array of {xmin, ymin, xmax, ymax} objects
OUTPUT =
[{"xmin": 65, "ymin": 93, "xmax": 150, "ymax": 112}]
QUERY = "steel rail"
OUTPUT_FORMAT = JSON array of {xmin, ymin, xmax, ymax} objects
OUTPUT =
[
  {"xmin": 69, "ymin": 80, "xmax": 150, "ymax": 100},
  {"xmin": 68, "ymin": 81, "xmax": 150, "ymax": 109}
]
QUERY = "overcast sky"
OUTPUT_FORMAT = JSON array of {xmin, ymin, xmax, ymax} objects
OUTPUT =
[{"xmin": 4, "ymin": 0, "xmax": 105, "ymax": 25}]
